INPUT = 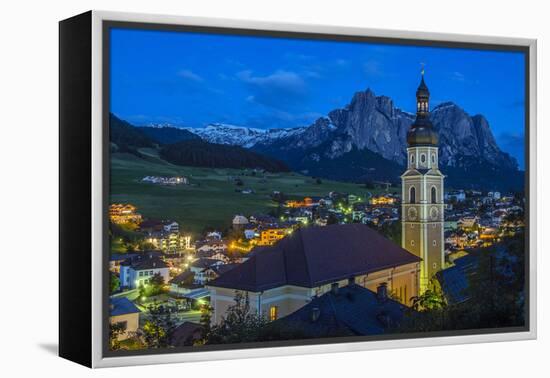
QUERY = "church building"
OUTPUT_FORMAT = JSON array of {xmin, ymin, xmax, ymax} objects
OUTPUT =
[{"xmin": 401, "ymin": 71, "xmax": 445, "ymax": 292}]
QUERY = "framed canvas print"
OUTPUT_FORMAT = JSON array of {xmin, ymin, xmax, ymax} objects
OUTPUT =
[{"xmin": 59, "ymin": 10, "xmax": 537, "ymax": 368}]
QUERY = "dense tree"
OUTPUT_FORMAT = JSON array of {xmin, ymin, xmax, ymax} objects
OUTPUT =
[
  {"xmin": 142, "ymin": 304, "xmax": 176, "ymax": 348},
  {"xmin": 110, "ymin": 273, "xmax": 120, "ymax": 294},
  {"xmin": 139, "ymin": 273, "xmax": 166, "ymax": 298},
  {"xmin": 410, "ymin": 287, "xmax": 446, "ymax": 312},
  {"xmin": 203, "ymin": 292, "xmax": 268, "ymax": 345},
  {"xmin": 109, "ymin": 113, "xmax": 155, "ymax": 153},
  {"xmin": 161, "ymin": 140, "xmax": 289, "ymax": 172},
  {"xmin": 109, "ymin": 322, "xmax": 126, "ymax": 350}
]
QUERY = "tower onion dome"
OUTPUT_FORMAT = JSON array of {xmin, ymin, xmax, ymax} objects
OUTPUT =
[{"xmin": 407, "ymin": 73, "xmax": 438, "ymax": 146}]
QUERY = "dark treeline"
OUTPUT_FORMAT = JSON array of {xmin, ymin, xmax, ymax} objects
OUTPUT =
[{"xmin": 161, "ymin": 140, "xmax": 289, "ymax": 173}]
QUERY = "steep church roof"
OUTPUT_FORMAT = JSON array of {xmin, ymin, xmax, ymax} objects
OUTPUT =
[{"xmin": 208, "ymin": 224, "xmax": 420, "ymax": 292}]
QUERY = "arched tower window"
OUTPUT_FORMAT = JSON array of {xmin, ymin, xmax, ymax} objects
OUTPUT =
[
  {"xmin": 409, "ymin": 186, "xmax": 416, "ymax": 204},
  {"xmin": 431, "ymin": 186, "xmax": 437, "ymax": 204}
]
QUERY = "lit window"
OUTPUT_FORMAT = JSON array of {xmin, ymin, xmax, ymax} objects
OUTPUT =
[{"xmin": 269, "ymin": 306, "xmax": 278, "ymax": 321}]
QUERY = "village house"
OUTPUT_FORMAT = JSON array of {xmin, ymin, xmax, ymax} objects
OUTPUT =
[
  {"xmin": 207, "ymin": 224, "xmax": 421, "ymax": 325},
  {"xmin": 169, "ymin": 322, "xmax": 203, "ymax": 347},
  {"xmin": 232, "ymin": 215, "xmax": 249, "ymax": 231},
  {"xmin": 109, "ymin": 253, "xmax": 137, "ymax": 273},
  {"xmin": 195, "ymin": 239, "xmax": 228, "ymax": 253},
  {"xmin": 243, "ymin": 228, "xmax": 257, "ymax": 240},
  {"xmin": 256, "ymin": 225, "xmax": 293, "ymax": 246},
  {"xmin": 109, "ymin": 203, "xmax": 142, "ymax": 225},
  {"xmin": 197, "ymin": 263, "xmax": 240, "ymax": 286},
  {"xmin": 119, "ymin": 254, "xmax": 170, "ymax": 289},
  {"xmin": 169, "ymin": 271, "xmax": 202, "ymax": 296},
  {"xmin": 445, "ymin": 190, "xmax": 466, "ymax": 202},
  {"xmin": 190, "ymin": 258, "xmax": 225, "ymax": 284},
  {"xmin": 141, "ymin": 175, "xmax": 188, "ymax": 185},
  {"xmin": 285, "ymin": 197, "xmax": 316, "ymax": 208},
  {"xmin": 195, "ymin": 249, "xmax": 231, "ymax": 263},
  {"xmin": 139, "ymin": 219, "xmax": 165, "ymax": 234},
  {"xmin": 206, "ymin": 231, "xmax": 222, "ymax": 240},
  {"xmin": 144, "ymin": 231, "xmax": 190, "ymax": 253},
  {"xmin": 162, "ymin": 220, "xmax": 179, "ymax": 234},
  {"xmin": 458, "ymin": 216, "xmax": 479, "ymax": 230},
  {"xmin": 248, "ymin": 214, "xmax": 278, "ymax": 225},
  {"xmin": 273, "ymin": 282, "xmax": 405, "ymax": 337},
  {"xmin": 370, "ymin": 194, "xmax": 396, "ymax": 205},
  {"xmin": 109, "ymin": 297, "xmax": 140, "ymax": 340}
]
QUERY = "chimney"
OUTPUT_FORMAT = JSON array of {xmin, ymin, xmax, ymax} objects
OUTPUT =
[
  {"xmin": 311, "ymin": 307, "xmax": 321, "ymax": 322},
  {"xmin": 331, "ymin": 282, "xmax": 339, "ymax": 295},
  {"xmin": 348, "ymin": 276, "xmax": 356, "ymax": 286},
  {"xmin": 377, "ymin": 282, "xmax": 388, "ymax": 302}
]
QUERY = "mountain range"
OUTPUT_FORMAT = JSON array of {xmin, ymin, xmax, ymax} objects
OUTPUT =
[
  {"xmin": 182, "ymin": 89, "xmax": 523, "ymax": 191},
  {"xmin": 112, "ymin": 87, "xmax": 524, "ymax": 191},
  {"xmin": 109, "ymin": 113, "xmax": 289, "ymax": 172}
]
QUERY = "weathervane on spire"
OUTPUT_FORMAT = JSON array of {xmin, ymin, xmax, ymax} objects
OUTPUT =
[{"xmin": 420, "ymin": 62, "xmax": 426, "ymax": 76}]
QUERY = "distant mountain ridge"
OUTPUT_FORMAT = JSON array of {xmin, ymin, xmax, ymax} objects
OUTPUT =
[
  {"xmin": 183, "ymin": 123, "xmax": 306, "ymax": 148},
  {"xmin": 138, "ymin": 125, "xmax": 200, "ymax": 144},
  {"xmin": 109, "ymin": 114, "xmax": 289, "ymax": 173},
  {"xmin": 179, "ymin": 89, "xmax": 522, "ymax": 191}
]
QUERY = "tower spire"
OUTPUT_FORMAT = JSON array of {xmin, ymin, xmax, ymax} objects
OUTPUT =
[{"xmin": 407, "ymin": 70, "xmax": 437, "ymax": 147}]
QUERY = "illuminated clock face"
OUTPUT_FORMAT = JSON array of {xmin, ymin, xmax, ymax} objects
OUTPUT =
[
  {"xmin": 407, "ymin": 207, "xmax": 418, "ymax": 220},
  {"xmin": 430, "ymin": 206, "xmax": 439, "ymax": 220}
]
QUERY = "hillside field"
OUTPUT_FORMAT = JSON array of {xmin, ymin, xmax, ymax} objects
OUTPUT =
[{"xmin": 110, "ymin": 149, "xmax": 385, "ymax": 236}]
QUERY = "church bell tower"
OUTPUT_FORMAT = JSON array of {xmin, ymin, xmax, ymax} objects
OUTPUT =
[{"xmin": 401, "ymin": 70, "xmax": 445, "ymax": 292}]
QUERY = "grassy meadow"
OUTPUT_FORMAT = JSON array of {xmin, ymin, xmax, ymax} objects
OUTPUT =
[{"xmin": 110, "ymin": 149, "xmax": 383, "ymax": 236}]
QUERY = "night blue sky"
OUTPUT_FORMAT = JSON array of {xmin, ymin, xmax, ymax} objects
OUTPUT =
[{"xmin": 110, "ymin": 28, "xmax": 526, "ymax": 168}]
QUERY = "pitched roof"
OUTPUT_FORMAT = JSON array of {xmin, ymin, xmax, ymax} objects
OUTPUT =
[
  {"xmin": 170, "ymin": 270, "xmax": 194, "ymax": 285},
  {"xmin": 209, "ymin": 224, "xmax": 420, "ymax": 292},
  {"xmin": 110, "ymin": 297, "xmax": 141, "ymax": 316},
  {"xmin": 122, "ymin": 253, "xmax": 168, "ymax": 270},
  {"xmin": 273, "ymin": 284, "xmax": 405, "ymax": 337},
  {"xmin": 191, "ymin": 258, "xmax": 220, "ymax": 269},
  {"xmin": 169, "ymin": 322, "xmax": 202, "ymax": 347},
  {"xmin": 206, "ymin": 263, "xmax": 240, "ymax": 275}
]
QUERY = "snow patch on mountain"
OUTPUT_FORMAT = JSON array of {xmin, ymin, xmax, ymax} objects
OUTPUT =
[{"xmin": 185, "ymin": 123, "xmax": 307, "ymax": 148}]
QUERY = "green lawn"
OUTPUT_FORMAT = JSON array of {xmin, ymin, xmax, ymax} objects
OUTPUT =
[{"xmin": 110, "ymin": 150, "xmax": 382, "ymax": 236}]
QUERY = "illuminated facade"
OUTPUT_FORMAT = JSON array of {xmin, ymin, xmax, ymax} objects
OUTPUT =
[
  {"xmin": 370, "ymin": 195, "xmax": 396, "ymax": 205},
  {"xmin": 109, "ymin": 203, "xmax": 142, "ymax": 225},
  {"xmin": 285, "ymin": 197, "xmax": 313, "ymax": 208},
  {"xmin": 401, "ymin": 72, "xmax": 445, "ymax": 292},
  {"xmin": 257, "ymin": 227, "xmax": 292, "ymax": 246}
]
